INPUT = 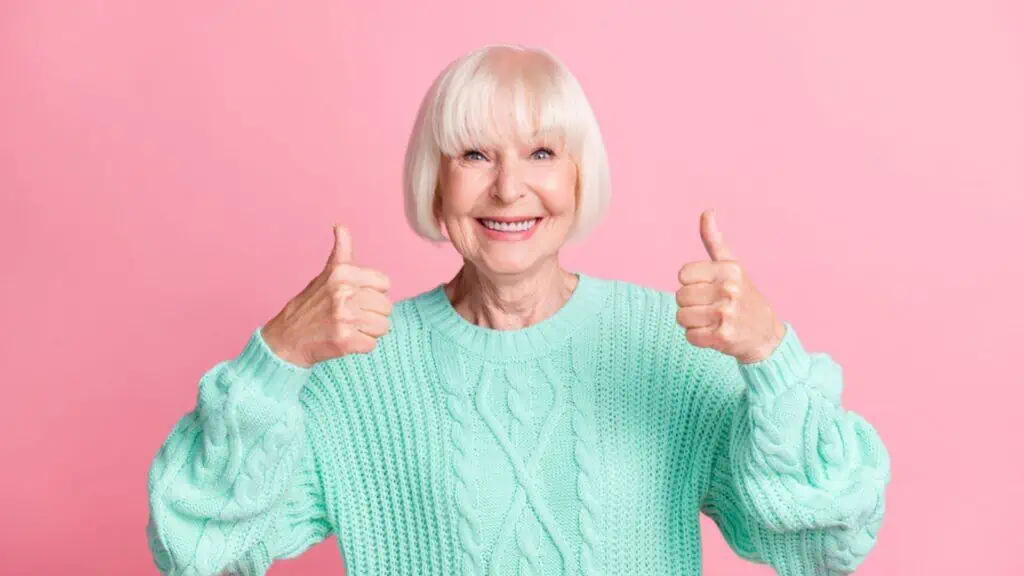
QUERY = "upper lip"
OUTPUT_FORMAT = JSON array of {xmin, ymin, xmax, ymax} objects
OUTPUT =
[{"xmin": 477, "ymin": 216, "xmax": 541, "ymax": 222}]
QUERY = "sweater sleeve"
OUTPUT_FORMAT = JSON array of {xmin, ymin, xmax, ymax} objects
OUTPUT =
[
  {"xmin": 698, "ymin": 322, "xmax": 891, "ymax": 575},
  {"xmin": 146, "ymin": 327, "xmax": 333, "ymax": 575}
]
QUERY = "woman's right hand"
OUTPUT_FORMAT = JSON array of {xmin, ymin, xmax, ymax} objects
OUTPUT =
[{"xmin": 262, "ymin": 224, "xmax": 393, "ymax": 368}]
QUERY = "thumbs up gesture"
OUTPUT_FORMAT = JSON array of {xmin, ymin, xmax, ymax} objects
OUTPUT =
[
  {"xmin": 675, "ymin": 210, "xmax": 786, "ymax": 364},
  {"xmin": 262, "ymin": 224, "xmax": 393, "ymax": 368}
]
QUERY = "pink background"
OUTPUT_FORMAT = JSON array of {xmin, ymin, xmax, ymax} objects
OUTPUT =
[{"xmin": 2, "ymin": 1, "xmax": 1022, "ymax": 574}]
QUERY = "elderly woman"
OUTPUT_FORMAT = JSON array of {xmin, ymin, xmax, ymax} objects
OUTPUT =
[{"xmin": 146, "ymin": 44, "xmax": 890, "ymax": 576}]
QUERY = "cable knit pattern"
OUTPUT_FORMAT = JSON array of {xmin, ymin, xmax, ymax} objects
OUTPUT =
[
  {"xmin": 568, "ymin": 332, "xmax": 602, "ymax": 576},
  {"xmin": 146, "ymin": 273, "xmax": 890, "ymax": 575},
  {"xmin": 146, "ymin": 327, "xmax": 328, "ymax": 576},
  {"xmin": 504, "ymin": 362, "xmax": 542, "ymax": 576},
  {"xmin": 700, "ymin": 327, "xmax": 891, "ymax": 575},
  {"xmin": 432, "ymin": 337, "xmax": 485, "ymax": 576}
]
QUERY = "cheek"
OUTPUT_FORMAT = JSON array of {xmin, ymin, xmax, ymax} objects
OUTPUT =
[
  {"xmin": 529, "ymin": 165, "xmax": 577, "ymax": 216},
  {"xmin": 440, "ymin": 170, "xmax": 491, "ymax": 217}
]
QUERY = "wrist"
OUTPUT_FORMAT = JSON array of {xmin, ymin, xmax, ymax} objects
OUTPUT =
[
  {"xmin": 737, "ymin": 319, "xmax": 787, "ymax": 364},
  {"xmin": 232, "ymin": 327, "xmax": 313, "ymax": 402},
  {"xmin": 734, "ymin": 321, "xmax": 814, "ymax": 398},
  {"xmin": 261, "ymin": 319, "xmax": 313, "ymax": 369}
]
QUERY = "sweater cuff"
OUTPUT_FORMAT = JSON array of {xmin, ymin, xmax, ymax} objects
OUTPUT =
[
  {"xmin": 227, "ymin": 326, "xmax": 312, "ymax": 402},
  {"xmin": 735, "ymin": 322, "xmax": 814, "ymax": 398}
]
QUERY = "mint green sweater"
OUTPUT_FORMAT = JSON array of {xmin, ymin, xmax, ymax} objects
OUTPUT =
[{"xmin": 146, "ymin": 273, "xmax": 890, "ymax": 576}]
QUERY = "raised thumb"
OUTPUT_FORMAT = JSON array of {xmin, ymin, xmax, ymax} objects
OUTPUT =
[
  {"xmin": 700, "ymin": 209, "xmax": 734, "ymax": 262},
  {"xmin": 327, "ymin": 223, "xmax": 353, "ymax": 267}
]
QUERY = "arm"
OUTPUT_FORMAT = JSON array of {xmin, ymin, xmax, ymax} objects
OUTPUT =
[
  {"xmin": 146, "ymin": 327, "xmax": 333, "ymax": 575},
  {"xmin": 699, "ymin": 322, "xmax": 891, "ymax": 575}
]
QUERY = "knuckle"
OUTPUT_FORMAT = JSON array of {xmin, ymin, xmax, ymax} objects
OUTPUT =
[
  {"xmin": 332, "ymin": 283, "xmax": 354, "ymax": 302},
  {"xmin": 719, "ymin": 300, "xmax": 734, "ymax": 318},
  {"xmin": 355, "ymin": 338, "xmax": 376, "ymax": 354},
  {"xmin": 328, "ymin": 301, "xmax": 344, "ymax": 320},
  {"xmin": 725, "ymin": 261, "xmax": 743, "ymax": 280},
  {"xmin": 331, "ymin": 263, "xmax": 355, "ymax": 282},
  {"xmin": 717, "ymin": 321, "xmax": 733, "ymax": 339},
  {"xmin": 333, "ymin": 323, "xmax": 353, "ymax": 342}
]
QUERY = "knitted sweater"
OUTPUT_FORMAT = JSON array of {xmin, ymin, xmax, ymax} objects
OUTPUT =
[{"xmin": 146, "ymin": 272, "xmax": 890, "ymax": 576}]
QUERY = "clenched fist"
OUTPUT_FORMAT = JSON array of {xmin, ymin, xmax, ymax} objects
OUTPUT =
[{"xmin": 262, "ymin": 224, "xmax": 393, "ymax": 368}]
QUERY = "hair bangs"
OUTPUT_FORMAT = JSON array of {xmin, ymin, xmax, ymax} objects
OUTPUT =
[{"xmin": 433, "ymin": 52, "xmax": 585, "ymax": 158}]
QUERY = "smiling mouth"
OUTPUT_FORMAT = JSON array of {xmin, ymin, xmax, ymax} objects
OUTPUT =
[{"xmin": 477, "ymin": 218, "xmax": 540, "ymax": 232}]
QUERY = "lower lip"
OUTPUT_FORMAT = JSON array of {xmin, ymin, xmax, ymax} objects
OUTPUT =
[{"xmin": 477, "ymin": 218, "xmax": 542, "ymax": 241}]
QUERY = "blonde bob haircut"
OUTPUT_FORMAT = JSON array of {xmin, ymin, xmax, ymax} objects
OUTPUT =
[{"xmin": 402, "ymin": 44, "xmax": 611, "ymax": 243}]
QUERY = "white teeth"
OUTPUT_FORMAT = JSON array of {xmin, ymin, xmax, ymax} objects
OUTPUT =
[{"xmin": 481, "ymin": 218, "xmax": 537, "ymax": 232}]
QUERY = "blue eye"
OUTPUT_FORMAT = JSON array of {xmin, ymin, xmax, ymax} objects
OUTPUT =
[
  {"xmin": 532, "ymin": 147, "xmax": 555, "ymax": 160},
  {"xmin": 463, "ymin": 150, "xmax": 487, "ymax": 161}
]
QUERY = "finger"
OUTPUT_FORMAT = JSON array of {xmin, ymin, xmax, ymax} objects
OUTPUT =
[
  {"xmin": 700, "ymin": 209, "xmax": 735, "ymax": 262},
  {"xmin": 326, "ymin": 223, "xmax": 354, "ymax": 269},
  {"xmin": 341, "ymin": 266, "xmax": 390, "ymax": 292},
  {"xmin": 678, "ymin": 261, "xmax": 718, "ymax": 285},
  {"xmin": 353, "ymin": 308, "xmax": 391, "ymax": 338},
  {"xmin": 331, "ymin": 263, "xmax": 390, "ymax": 292},
  {"xmin": 352, "ymin": 286, "xmax": 393, "ymax": 316},
  {"xmin": 675, "ymin": 304, "xmax": 721, "ymax": 329},
  {"xmin": 340, "ymin": 330, "xmax": 378, "ymax": 355},
  {"xmin": 675, "ymin": 283, "xmax": 719, "ymax": 307},
  {"xmin": 678, "ymin": 259, "xmax": 744, "ymax": 286},
  {"xmin": 684, "ymin": 325, "xmax": 716, "ymax": 348}
]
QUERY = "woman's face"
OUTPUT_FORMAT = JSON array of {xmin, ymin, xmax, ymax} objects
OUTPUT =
[{"xmin": 437, "ymin": 135, "xmax": 578, "ymax": 277}]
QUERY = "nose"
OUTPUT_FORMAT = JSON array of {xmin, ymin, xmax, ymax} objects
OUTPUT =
[{"xmin": 491, "ymin": 159, "xmax": 524, "ymax": 203}]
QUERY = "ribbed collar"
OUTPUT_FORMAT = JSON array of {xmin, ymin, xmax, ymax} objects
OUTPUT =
[{"xmin": 414, "ymin": 272, "xmax": 611, "ymax": 360}]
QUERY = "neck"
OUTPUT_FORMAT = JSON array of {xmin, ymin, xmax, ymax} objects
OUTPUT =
[{"xmin": 444, "ymin": 258, "xmax": 578, "ymax": 331}]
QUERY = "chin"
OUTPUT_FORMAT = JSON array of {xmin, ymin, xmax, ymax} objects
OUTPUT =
[
  {"xmin": 476, "ymin": 252, "xmax": 540, "ymax": 277},
  {"xmin": 479, "ymin": 260, "xmax": 536, "ymax": 277}
]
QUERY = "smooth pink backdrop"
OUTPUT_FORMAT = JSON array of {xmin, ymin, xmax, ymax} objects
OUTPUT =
[{"xmin": 2, "ymin": 1, "xmax": 1022, "ymax": 574}]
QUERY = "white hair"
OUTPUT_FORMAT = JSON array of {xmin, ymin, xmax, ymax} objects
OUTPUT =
[{"xmin": 402, "ymin": 43, "xmax": 611, "ymax": 243}]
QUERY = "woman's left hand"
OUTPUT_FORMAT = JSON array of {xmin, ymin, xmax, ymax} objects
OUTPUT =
[{"xmin": 675, "ymin": 209, "xmax": 787, "ymax": 364}]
